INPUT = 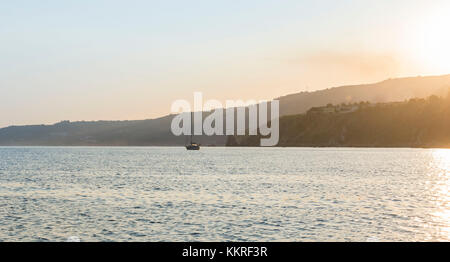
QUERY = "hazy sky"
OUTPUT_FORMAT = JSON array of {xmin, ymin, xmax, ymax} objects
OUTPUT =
[{"xmin": 1, "ymin": 0, "xmax": 449, "ymax": 127}]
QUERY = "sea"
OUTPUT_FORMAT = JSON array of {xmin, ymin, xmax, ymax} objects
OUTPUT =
[{"xmin": 0, "ymin": 147, "xmax": 449, "ymax": 241}]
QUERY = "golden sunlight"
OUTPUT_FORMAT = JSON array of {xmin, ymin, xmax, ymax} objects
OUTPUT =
[
  {"xmin": 432, "ymin": 149, "xmax": 450, "ymax": 172},
  {"xmin": 407, "ymin": 6, "xmax": 450, "ymax": 73},
  {"xmin": 431, "ymin": 149, "xmax": 450, "ymax": 240}
]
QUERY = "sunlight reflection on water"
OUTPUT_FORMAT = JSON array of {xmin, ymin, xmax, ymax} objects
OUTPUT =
[{"xmin": 428, "ymin": 150, "xmax": 450, "ymax": 241}]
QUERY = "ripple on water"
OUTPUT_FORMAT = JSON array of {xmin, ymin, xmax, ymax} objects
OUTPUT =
[{"xmin": 0, "ymin": 147, "xmax": 449, "ymax": 241}]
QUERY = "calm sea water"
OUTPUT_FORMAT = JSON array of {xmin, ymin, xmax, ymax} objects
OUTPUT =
[{"xmin": 0, "ymin": 147, "xmax": 449, "ymax": 242}]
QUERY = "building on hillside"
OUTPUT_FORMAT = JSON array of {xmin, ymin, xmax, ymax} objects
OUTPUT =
[
  {"xmin": 336, "ymin": 104, "xmax": 359, "ymax": 113},
  {"xmin": 307, "ymin": 104, "xmax": 360, "ymax": 114},
  {"xmin": 307, "ymin": 106, "xmax": 336, "ymax": 114}
]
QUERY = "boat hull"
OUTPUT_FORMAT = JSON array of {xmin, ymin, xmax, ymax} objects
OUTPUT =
[{"xmin": 186, "ymin": 145, "xmax": 200, "ymax": 150}]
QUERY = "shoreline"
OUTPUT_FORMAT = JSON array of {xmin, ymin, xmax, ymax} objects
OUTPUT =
[{"xmin": 0, "ymin": 145, "xmax": 448, "ymax": 149}]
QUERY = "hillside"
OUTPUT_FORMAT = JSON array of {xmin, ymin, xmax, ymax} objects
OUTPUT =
[
  {"xmin": 228, "ymin": 95, "xmax": 450, "ymax": 148},
  {"xmin": 278, "ymin": 74, "xmax": 450, "ymax": 116},
  {"xmin": 1, "ymin": 74, "xmax": 450, "ymax": 146},
  {"xmin": 0, "ymin": 115, "xmax": 226, "ymax": 146}
]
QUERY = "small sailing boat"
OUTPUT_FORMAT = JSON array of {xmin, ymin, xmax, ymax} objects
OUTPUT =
[
  {"xmin": 186, "ymin": 141, "xmax": 200, "ymax": 150},
  {"xmin": 186, "ymin": 111, "xmax": 200, "ymax": 150}
]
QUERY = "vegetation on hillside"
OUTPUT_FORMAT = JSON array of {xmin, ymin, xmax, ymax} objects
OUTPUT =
[{"xmin": 228, "ymin": 94, "xmax": 450, "ymax": 148}]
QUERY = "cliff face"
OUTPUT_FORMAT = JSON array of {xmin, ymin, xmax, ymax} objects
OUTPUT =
[{"xmin": 228, "ymin": 95, "xmax": 450, "ymax": 148}]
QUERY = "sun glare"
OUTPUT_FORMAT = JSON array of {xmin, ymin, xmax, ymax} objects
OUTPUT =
[
  {"xmin": 407, "ymin": 6, "xmax": 450, "ymax": 73},
  {"xmin": 431, "ymin": 149, "xmax": 450, "ymax": 240},
  {"xmin": 432, "ymin": 149, "xmax": 450, "ymax": 172}
]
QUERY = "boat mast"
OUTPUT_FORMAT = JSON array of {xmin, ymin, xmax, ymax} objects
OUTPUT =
[{"xmin": 190, "ymin": 111, "xmax": 193, "ymax": 144}]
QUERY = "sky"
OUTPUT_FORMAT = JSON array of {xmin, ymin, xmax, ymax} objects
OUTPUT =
[{"xmin": 1, "ymin": 0, "xmax": 450, "ymax": 127}]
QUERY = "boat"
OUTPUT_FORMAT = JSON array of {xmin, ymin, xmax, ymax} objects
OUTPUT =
[
  {"xmin": 186, "ymin": 142, "xmax": 200, "ymax": 150},
  {"xmin": 186, "ymin": 111, "xmax": 200, "ymax": 150}
]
